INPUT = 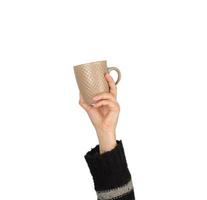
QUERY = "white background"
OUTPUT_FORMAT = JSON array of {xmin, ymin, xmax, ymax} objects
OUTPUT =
[{"xmin": 0, "ymin": 0, "xmax": 207, "ymax": 199}]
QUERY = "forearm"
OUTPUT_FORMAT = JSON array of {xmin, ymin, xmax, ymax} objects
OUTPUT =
[{"xmin": 84, "ymin": 140, "xmax": 135, "ymax": 200}]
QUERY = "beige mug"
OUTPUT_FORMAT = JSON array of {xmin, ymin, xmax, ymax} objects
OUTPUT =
[{"xmin": 74, "ymin": 60, "xmax": 121, "ymax": 105}]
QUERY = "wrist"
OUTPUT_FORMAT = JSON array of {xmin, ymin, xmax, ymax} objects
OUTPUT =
[{"xmin": 96, "ymin": 130, "xmax": 117, "ymax": 154}]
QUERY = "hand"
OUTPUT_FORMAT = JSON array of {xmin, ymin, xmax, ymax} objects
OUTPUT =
[{"xmin": 79, "ymin": 73, "xmax": 120, "ymax": 154}]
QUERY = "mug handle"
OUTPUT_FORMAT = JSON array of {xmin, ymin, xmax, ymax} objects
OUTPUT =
[{"xmin": 107, "ymin": 67, "xmax": 121, "ymax": 85}]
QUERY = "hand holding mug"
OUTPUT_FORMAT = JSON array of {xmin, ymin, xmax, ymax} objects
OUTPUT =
[{"xmin": 79, "ymin": 73, "xmax": 120, "ymax": 154}]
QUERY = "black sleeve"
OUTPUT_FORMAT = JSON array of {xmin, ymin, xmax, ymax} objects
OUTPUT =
[{"xmin": 84, "ymin": 140, "xmax": 135, "ymax": 200}]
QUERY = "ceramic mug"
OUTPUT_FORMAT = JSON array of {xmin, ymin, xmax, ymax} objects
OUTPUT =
[{"xmin": 74, "ymin": 60, "xmax": 121, "ymax": 105}]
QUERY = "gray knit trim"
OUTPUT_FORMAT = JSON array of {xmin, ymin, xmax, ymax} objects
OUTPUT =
[{"xmin": 96, "ymin": 179, "xmax": 133, "ymax": 200}]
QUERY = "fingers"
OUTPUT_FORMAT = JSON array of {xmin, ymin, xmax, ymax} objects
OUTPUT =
[
  {"xmin": 93, "ymin": 99, "xmax": 120, "ymax": 111},
  {"xmin": 105, "ymin": 73, "xmax": 117, "ymax": 98},
  {"xmin": 79, "ymin": 93, "xmax": 91, "ymax": 111},
  {"xmin": 93, "ymin": 92, "xmax": 115, "ymax": 102}
]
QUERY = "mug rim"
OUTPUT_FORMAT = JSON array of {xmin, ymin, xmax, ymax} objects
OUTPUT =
[{"xmin": 73, "ymin": 60, "xmax": 107, "ymax": 68}]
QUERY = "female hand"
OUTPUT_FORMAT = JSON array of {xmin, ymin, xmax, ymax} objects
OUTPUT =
[{"xmin": 79, "ymin": 73, "xmax": 120, "ymax": 154}]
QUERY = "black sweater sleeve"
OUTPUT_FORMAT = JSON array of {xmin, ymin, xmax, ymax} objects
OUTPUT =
[{"xmin": 84, "ymin": 140, "xmax": 135, "ymax": 200}]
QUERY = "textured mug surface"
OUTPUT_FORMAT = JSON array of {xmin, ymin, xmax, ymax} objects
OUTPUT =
[{"xmin": 74, "ymin": 60, "xmax": 121, "ymax": 105}]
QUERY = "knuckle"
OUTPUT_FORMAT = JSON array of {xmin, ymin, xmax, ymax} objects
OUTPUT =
[
  {"xmin": 115, "ymin": 103, "xmax": 120, "ymax": 111},
  {"xmin": 108, "ymin": 93, "xmax": 114, "ymax": 99}
]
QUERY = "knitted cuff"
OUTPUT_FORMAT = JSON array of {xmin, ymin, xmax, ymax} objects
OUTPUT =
[{"xmin": 84, "ymin": 140, "xmax": 135, "ymax": 200}]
